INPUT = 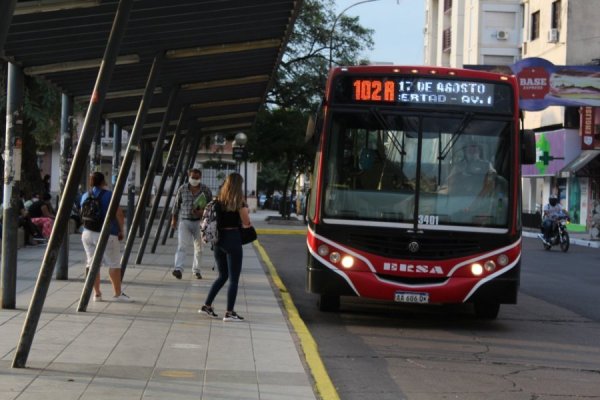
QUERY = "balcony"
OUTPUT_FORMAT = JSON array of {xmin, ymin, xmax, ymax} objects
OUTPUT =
[
  {"xmin": 442, "ymin": 28, "xmax": 451, "ymax": 52},
  {"xmin": 443, "ymin": 0, "xmax": 452, "ymax": 13}
]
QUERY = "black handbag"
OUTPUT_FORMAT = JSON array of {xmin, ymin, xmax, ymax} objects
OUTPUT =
[{"xmin": 240, "ymin": 226, "xmax": 257, "ymax": 244}]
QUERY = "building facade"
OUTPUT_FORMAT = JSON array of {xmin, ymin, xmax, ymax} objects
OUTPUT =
[{"xmin": 424, "ymin": 0, "xmax": 600, "ymax": 235}]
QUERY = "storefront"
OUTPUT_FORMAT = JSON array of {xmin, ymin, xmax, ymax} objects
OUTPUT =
[{"xmin": 522, "ymin": 107, "xmax": 600, "ymax": 235}]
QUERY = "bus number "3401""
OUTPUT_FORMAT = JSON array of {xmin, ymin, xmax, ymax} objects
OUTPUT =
[{"xmin": 418, "ymin": 215, "xmax": 439, "ymax": 225}]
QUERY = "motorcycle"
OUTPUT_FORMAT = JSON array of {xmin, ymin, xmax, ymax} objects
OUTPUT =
[{"xmin": 538, "ymin": 215, "xmax": 570, "ymax": 252}]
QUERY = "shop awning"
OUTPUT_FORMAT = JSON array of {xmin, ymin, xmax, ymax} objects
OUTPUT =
[{"xmin": 560, "ymin": 150, "xmax": 600, "ymax": 175}]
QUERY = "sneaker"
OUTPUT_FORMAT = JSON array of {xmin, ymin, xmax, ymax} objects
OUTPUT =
[
  {"xmin": 113, "ymin": 293, "xmax": 133, "ymax": 302},
  {"xmin": 195, "ymin": 272, "xmax": 202, "ymax": 279},
  {"xmin": 93, "ymin": 294, "xmax": 103, "ymax": 302},
  {"xmin": 199, "ymin": 305, "xmax": 218, "ymax": 318},
  {"xmin": 172, "ymin": 269, "xmax": 182, "ymax": 280},
  {"xmin": 223, "ymin": 311, "xmax": 244, "ymax": 322}
]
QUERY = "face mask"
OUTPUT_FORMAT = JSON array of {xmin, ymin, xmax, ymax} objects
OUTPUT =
[{"xmin": 189, "ymin": 178, "xmax": 201, "ymax": 186}]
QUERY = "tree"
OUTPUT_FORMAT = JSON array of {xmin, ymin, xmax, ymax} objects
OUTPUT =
[
  {"xmin": 0, "ymin": 61, "xmax": 61, "ymax": 197},
  {"xmin": 269, "ymin": 0, "xmax": 374, "ymax": 111},
  {"xmin": 250, "ymin": 0, "xmax": 374, "ymax": 216}
]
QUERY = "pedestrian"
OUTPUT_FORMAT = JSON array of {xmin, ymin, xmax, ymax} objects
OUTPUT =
[
  {"xmin": 80, "ymin": 172, "xmax": 132, "ymax": 302},
  {"xmin": 42, "ymin": 174, "xmax": 51, "ymax": 197},
  {"xmin": 18, "ymin": 191, "xmax": 45, "ymax": 245},
  {"xmin": 28, "ymin": 192, "xmax": 55, "ymax": 239},
  {"xmin": 171, "ymin": 168, "xmax": 212, "ymax": 280},
  {"xmin": 200, "ymin": 172, "xmax": 252, "ymax": 322}
]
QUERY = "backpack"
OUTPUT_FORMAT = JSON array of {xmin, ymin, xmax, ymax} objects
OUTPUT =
[
  {"xmin": 81, "ymin": 189, "xmax": 106, "ymax": 232},
  {"xmin": 200, "ymin": 200, "xmax": 220, "ymax": 247}
]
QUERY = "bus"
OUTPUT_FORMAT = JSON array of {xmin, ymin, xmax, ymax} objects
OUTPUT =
[{"xmin": 305, "ymin": 65, "xmax": 535, "ymax": 319}]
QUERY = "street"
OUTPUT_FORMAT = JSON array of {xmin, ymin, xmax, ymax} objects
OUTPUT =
[{"xmin": 259, "ymin": 234, "xmax": 600, "ymax": 400}]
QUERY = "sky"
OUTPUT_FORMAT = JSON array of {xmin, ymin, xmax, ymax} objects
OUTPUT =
[{"xmin": 335, "ymin": 0, "xmax": 426, "ymax": 65}]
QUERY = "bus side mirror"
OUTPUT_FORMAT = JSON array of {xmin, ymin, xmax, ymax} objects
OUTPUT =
[
  {"xmin": 521, "ymin": 130, "xmax": 536, "ymax": 165},
  {"xmin": 305, "ymin": 115, "xmax": 316, "ymax": 143}
]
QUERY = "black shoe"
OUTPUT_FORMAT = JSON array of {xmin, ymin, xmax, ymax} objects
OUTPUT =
[
  {"xmin": 195, "ymin": 272, "xmax": 202, "ymax": 279},
  {"xmin": 172, "ymin": 269, "xmax": 182, "ymax": 280},
  {"xmin": 199, "ymin": 305, "xmax": 218, "ymax": 318},
  {"xmin": 223, "ymin": 311, "xmax": 244, "ymax": 322}
]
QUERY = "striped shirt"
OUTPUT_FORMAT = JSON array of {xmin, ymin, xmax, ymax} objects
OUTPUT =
[{"xmin": 172, "ymin": 183, "xmax": 212, "ymax": 220}]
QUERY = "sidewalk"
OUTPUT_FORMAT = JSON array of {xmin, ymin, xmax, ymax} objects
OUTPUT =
[{"xmin": 0, "ymin": 210, "xmax": 315, "ymax": 400}]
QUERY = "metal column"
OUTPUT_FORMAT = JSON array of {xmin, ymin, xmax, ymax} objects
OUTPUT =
[
  {"xmin": 77, "ymin": 53, "xmax": 164, "ymax": 313},
  {"xmin": 56, "ymin": 94, "xmax": 74, "ymax": 280},
  {"xmin": 1, "ymin": 62, "xmax": 23, "ymax": 309},
  {"xmin": 91, "ymin": 124, "xmax": 102, "ymax": 172},
  {"xmin": 112, "ymin": 123, "xmax": 122, "ymax": 185},
  {"xmin": 120, "ymin": 86, "xmax": 180, "ymax": 279},
  {"xmin": 12, "ymin": 0, "xmax": 134, "ymax": 368},
  {"xmin": 136, "ymin": 108, "xmax": 186, "ymax": 263},
  {"xmin": 0, "ymin": 0, "xmax": 17, "ymax": 57},
  {"xmin": 153, "ymin": 134, "xmax": 190, "ymax": 251}
]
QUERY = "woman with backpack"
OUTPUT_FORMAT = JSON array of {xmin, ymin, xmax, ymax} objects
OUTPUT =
[
  {"xmin": 80, "ymin": 172, "xmax": 132, "ymax": 302},
  {"xmin": 200, "ymin": 173, "xmax": 252, "ymax": 322}
]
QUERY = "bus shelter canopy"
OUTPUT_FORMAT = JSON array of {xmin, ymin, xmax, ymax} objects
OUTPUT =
[{"xmin": 3, "ymin": 0, "xmax": 300, "ymax": 138}]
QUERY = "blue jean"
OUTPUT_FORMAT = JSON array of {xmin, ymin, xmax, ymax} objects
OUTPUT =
[
  {"xmin": 542, "ymin": 218, "xmax": 555, "ymax": 240},
  {"xmin": 205, "ymin": 229, "xmax": 243, "ymax": 311}
]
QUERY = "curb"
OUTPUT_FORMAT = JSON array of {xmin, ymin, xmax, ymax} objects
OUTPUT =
[{"xmin": 522, "ymin": 231, "xmax": 600, "ymax": 248}]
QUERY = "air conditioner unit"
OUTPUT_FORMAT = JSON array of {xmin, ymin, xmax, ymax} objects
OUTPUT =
[
  {"xmin": 548, "ymin": 28, "xmax": 559, "ymax": 43},
  {"xmin": 496, "ymin": 30, "xmax": 509, "ymax": 40}
]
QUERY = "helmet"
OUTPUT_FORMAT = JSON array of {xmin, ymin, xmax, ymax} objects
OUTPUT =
[{"xmin": 549, "ymin": 195, "xmax": 559, "ymax": 207}]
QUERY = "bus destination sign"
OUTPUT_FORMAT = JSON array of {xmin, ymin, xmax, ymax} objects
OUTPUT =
[{"xmin": 350, "ymin": 77, "xmax": 496, "ymax": 107}]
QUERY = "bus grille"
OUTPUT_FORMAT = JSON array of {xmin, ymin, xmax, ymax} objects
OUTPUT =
[
  {"xmin": 346, "ymin": 233, "xmax": 481, "ymax": 260},
  {"xmin": 376, "ymin": 274, "xmax": 449, "ymax": 285}
]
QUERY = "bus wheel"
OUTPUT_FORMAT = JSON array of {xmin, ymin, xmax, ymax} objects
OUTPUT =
[
  {"xmin": 474, "ymin": 302, "xmax": 500, "ymax": 319},
  {"xmin": 318, "ymin": 294, "xmax": 340, "ymax": 312}
]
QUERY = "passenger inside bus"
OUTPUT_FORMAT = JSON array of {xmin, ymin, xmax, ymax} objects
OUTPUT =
[{"xmin": 446, "ymin": 142, "xmax": 508, "ymax": 224}]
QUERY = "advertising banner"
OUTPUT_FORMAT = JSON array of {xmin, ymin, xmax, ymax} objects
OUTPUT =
[
  {"xmin": 465, "ymin": 58, "xmax": 600, "ymax": 111},
  {"xmin": 581, "ymin": 106, "xmax": 596, "ymax": 149}
]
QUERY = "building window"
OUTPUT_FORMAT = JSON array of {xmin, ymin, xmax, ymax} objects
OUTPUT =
[
  {"xmin": 530, "ymin": 11, "xmax": 540, "ymax": 41},
  {"xmin": 442, "ymin": 28, "xmax": 451, "ymax": 52},
  {"xmin": 444, "ymin": 0, "xmax": 452, "ymax": 13},
  {"xmin": 552, "ymin": 0, "xmax": 561, "ymax": 29}
]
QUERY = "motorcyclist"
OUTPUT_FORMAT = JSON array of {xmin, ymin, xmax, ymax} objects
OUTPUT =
[{"xmin": 541, "ymin": 195, "xmax": 569, "ymax": 243}]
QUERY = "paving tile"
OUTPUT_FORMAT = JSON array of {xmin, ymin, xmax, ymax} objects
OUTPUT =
[{"xmin": 0, "ymin": 220, "xmax": 317, "ymax": 400}]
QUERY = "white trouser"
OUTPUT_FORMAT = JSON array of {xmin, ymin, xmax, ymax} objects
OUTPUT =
[{"xmin": 174, "ymin": 219, "xmax": 203, "ymax": 273}]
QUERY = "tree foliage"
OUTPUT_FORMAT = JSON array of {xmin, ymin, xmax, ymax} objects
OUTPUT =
[
  {"xmin": 251, "ymin": 0, "xmax": 374, "ymax": 203},
  {"xmin": 269, "ymin": 0, "xmax": 374, "ymax": 112}
]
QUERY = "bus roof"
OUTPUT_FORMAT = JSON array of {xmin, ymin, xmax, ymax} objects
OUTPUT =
[{"xmin": 328, "ymin": 65, "xmax": 514, "ymax": 83}]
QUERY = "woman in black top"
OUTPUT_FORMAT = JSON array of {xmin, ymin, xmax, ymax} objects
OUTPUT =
[{"xmin": 200, "ymin": 173, "xmax": 252, "ymax": 322}]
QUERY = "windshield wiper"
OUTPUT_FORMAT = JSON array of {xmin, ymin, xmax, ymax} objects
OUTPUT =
[
  {"xmin": 439, "ymin": 112, "xmax": 474, "ymax": 161},
  {"xmin": 369, "ymin": 107, "xmax": 406, "ymax": 156}
]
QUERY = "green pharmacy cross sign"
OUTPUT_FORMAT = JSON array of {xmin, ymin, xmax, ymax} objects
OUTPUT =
[{"xmin": 535, "ymin": 133, "xmax": 563, "ymax": 175}]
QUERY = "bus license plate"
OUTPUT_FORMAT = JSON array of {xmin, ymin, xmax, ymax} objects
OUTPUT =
[{"xmin": 394, "ymin": 291, "xmax": 429, "ymax": 304}]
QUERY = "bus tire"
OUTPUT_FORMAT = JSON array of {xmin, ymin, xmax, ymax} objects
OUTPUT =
[
  {"xmin": 318, "ymin": 294, "xmax": 340, "ymax": 312},
  {"xmin": 474, "ymin": 302, "xmax": 500, "ymax": 319}
]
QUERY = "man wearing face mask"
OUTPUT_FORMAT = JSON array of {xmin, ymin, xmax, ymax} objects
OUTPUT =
[{"xmin": 171, "ymin": 168, "xmax": 212, "ymax": 279}]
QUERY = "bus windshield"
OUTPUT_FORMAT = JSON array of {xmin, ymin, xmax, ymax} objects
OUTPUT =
[{"xmin": 322, "ymin": 109, "xmax": 512, "ymax": 229}]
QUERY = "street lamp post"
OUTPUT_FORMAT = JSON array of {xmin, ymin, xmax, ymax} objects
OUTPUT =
[
  {"xmin": 234, "ymin": 132, "xmax": 248, "ymax": 200},
  {"xmin": 328, "ymin": 0, "xmax": 381, "ymax": 70}
]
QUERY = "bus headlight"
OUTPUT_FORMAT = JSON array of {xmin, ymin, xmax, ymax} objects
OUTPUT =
[
  {"xmin": 330, "ymin": 252, "xmax": 341, "ymax": 263},
  {"xmin": 471, "ymin": 263, "xmax": 484, "ymax": 276},
  {"xmin": 341, "ymin": 255, "xmax": 354, "ymax": 269},
  {"xmin": 497, "ymin": 254, "xmax": 509, "ymax": 266},
  {"xmin": 484, "ymin": 260, "xmax": 496, "ymax": 272},
  {"xmin": 318, "ymin": 245, "xmax": 329, "ymax": 257}
]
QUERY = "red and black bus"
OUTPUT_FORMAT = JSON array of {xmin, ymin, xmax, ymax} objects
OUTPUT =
[{"xmin": 306, "ymin": 65, "xmax": 535, "ymax": 318}]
